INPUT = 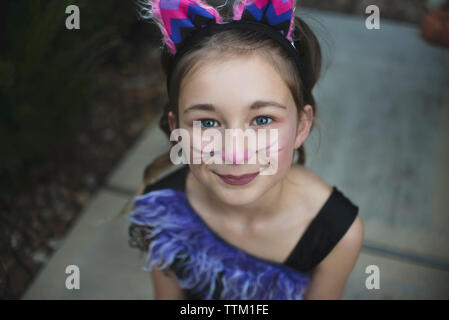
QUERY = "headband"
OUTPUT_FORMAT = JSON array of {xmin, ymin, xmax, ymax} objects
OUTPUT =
[{"xmin": 139, "ymin": 0, "xmax": 304, "ymax": 95}]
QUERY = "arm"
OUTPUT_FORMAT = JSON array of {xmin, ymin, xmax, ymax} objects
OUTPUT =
[
  {"xmin": 303, "ymin": 215, "xmax": 364, "ymax": 300},
  {"xmin": 151, "ymin": 268, "xmax": 186, "ymax": 300}
]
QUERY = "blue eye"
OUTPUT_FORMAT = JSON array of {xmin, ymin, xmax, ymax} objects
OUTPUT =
[
  {"xmin": 200, "ymin": 119, "xmax": 219, "ymax": 128},
  {"xmin": 252, "ymin": 116, "xmax": 273, "ymax": 126}
]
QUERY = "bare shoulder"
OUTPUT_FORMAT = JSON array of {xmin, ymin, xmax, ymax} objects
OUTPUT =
[
  {"xmin": 340, "ymin": 214, "xmax": 364, "ymax": 250},
  {"xmin": 289, "ymin": 164, "xmax": 364, "ymax": 247},
  {"xmin": 303, "ymin": 213, "xmax": 364, "ymax": 299},
  {"xmin": 286, "ymin": 164, "xmax": 334, "ymax": 211},
  {"xmin": 315, "ymin": 213, "xmax": 364, "ymax": 272}
]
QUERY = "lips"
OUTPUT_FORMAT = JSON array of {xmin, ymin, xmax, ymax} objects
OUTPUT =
[{"xmin": 214, "ymin": 171, "xmax": 260, "ymax": 186}]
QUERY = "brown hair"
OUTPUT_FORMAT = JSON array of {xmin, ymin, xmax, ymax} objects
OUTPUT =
[{"xmin": 119, "ymin": 15, "xmax": 322, "ymax": 216}]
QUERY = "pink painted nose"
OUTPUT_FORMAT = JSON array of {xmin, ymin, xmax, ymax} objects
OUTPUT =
[{"xmin": 221, "ymin": 149, "xmax": 251, "ymax": 164}]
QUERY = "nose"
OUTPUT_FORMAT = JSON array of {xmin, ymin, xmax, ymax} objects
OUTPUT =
[{"xmin": 221, "ymin": 149, "xmax": 251, "ymax": 164}]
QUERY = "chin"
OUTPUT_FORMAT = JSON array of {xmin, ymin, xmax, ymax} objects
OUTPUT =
[{"xmin": 207, "ymin": 170, "xmax": 270, "ymax": 206}]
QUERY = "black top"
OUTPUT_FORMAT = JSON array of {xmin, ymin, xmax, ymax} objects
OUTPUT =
[{"xmin": 140, "ymin": 165, "xmax": 359, "ymax": 276}]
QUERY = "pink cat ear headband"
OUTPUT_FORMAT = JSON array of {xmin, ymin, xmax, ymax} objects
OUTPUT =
[{"xmin": 139, "ymin": 0, "xmax": 304, "ymax": 95}]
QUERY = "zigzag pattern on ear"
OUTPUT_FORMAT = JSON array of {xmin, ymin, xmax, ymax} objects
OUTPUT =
[
  {"xmin": 141, "ymin": 0, "xmax": 223, "ymax": 54},
  {"xmin": 232, "ymin": 0, "xmax": 296, "ymax": 42}
]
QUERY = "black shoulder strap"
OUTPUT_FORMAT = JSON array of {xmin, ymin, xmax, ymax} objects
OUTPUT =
[
  {"xmin": 143, "ymin": 165, "xmax": 189, "ymax": 194},
  {"xmin": 284, "ymin": 187, "xmax": 359, "ymax": 274}
]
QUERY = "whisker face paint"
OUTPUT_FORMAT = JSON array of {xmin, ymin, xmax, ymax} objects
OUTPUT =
[{"xmin": 170, "ymin": 121, "xmax": 281, "ymax": 174}]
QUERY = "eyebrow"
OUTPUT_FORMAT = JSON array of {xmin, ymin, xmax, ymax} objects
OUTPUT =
[{"xmin": 183, "ymin": 100, "xmax": 287, "ymax": 114}]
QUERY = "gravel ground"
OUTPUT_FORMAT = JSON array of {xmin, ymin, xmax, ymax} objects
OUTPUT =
[{"xmin": 0, "ymin": 40, "xmax": 167, "ymax": 299}]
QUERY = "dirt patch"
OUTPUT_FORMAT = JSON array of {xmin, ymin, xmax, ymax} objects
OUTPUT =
[{"xmin": 0, "ymin": 41, "xmax": 166, "ymax": 299}]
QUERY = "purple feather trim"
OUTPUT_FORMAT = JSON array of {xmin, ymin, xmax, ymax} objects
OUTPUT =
[{"xmin": 129, "ymin": 188, "xmax": 311, "ymax": 299}]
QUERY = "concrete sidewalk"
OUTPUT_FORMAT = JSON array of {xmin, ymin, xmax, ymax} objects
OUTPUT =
[{"xmin": 22, "ymin": 8, "xmax": 449, "ymax": 299}]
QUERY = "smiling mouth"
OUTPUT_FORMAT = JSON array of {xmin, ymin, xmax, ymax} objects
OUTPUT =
[{"xmin": 213, "ymin": 171, "xmax": 260, "ymax": 186}]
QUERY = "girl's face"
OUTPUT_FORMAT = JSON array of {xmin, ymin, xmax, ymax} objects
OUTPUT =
[{"xmin": 170, "ymin": 54, "xmax": 313, "ymax": 207}]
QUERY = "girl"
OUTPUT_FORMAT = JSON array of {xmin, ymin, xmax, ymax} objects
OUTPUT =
[{"xmin": 127, "ymin": 0, "xmax": 364, "ymax": 300}]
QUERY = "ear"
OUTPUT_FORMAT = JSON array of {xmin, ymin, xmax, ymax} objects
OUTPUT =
[
  {"xmin": 141, "ymin": 0, "xmax": 223, "ymax": 55},
  {"xmin": 168, "ymin": 111, "xmax": 177, "ymax": 131},
  {"xmin": 294, "ymin": 104, "xmax": 313, "ymax": 149},
  {"xmin": 232, "ymin": 0, "xmax": 296, "ymax": 42}
]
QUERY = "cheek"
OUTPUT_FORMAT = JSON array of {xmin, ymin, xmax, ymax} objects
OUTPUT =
[
  {"xmin": 257, "ymin": 123, "xmax": 296, "ymax": 176},
  {"xmin": 179, "ymin": 121, "xmax": 296, "ymax": 167},
  {"xmin": 272, "ymin": 137, "xmax": 294, "ymax": 175},
  {"xmin": 266, "ymin": 125, "xmax": 295, "ymax": 160},
  {"xmin": 176, "ymin": 125, "xmax": 213, "ymax": 163}
]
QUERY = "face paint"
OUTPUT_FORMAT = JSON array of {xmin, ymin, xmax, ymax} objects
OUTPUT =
[
  {"xmin": 185, "ymin": 123, "xmax": 281, "ymax": 175},
  {"xmin": 175, "ymin": 55, "xmax": 302, "ymax": 207}
]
